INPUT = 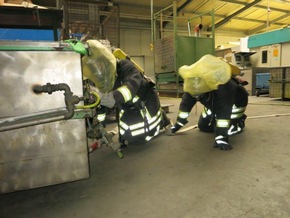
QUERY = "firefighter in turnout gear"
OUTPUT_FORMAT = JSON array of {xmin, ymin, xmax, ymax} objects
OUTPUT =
[
  {"xmin": 82, "ymin": 40, "xmax": 170, "ymax": 145},
  {"xmin": 167, "ymin": 54, "xmax": 248, "ymax": 150}
]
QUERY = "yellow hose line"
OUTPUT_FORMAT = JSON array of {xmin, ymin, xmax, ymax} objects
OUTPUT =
[
  {"xmin": 247, "ymin": 113, "xmax": 290, "ymax": 119},
  {"xmin": 76, "ymin": 91, "xmax": 101, "ymax": 109}
]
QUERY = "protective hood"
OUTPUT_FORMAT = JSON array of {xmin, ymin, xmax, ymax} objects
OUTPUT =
[
  {"xmin": 178, "ymin": 54, "xmax": 231, "ymax": 96},
  {"xmin": 82, "ymin": 40, "xmax": 117, "ymax": 92}
]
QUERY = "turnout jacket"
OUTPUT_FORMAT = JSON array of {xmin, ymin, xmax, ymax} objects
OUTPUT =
[
  {"xmin": 99, "ymin": 59, "xmax": 163, "ymax": 143},
  {"xmin": 176, "ymin": 77, "xmax": 248, "ymax": 138}
]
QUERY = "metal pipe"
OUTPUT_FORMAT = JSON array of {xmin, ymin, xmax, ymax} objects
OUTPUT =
[
  {"xmin": 188, "ymin": 10, "xmax": 212, "ymax": 23},
  {"xmin": 0, "ymin": 108, "xmax": 67, "ymax": 132},
  {"xmin": 154, "ymin": 3, "xmax": 173, "ymax": 17},
  {"xmin": 33, "ymin": 83, "xmax": 80, "ymax": 119},
  {"xmin": 1, "ymin": 83, "xmax": 82, "ymax": 132},
  {"xmin": 187, "ymin": 20, "xmax": 191, "ymax": 36},
  {"xmin": 160, "ymin": 10, "xmax": 163, "ymax": 39},
  {"xmin": 151, "ymin": 0, "xmax": 154, "ymax": 43}
]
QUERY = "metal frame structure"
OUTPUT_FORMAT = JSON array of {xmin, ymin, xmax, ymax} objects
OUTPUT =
[
  {"xmin": 152, "ymin": 1, "xmax": 215, "ymax": 97},
  {"xmin": 62, "ymin": 0, "xmax": 120, "ymax": 48}
]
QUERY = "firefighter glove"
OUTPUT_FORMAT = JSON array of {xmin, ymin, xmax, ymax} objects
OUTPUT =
[
  {"xmin": 100, "ymin": 92, "xmax": 115, "ymax": 108},
  {"xmin": 214, "ymin": 135, "xmax": 233, "ymax": 150}
]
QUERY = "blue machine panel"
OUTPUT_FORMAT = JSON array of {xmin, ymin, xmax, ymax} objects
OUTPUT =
[
  {"xmin": 256, "ymin": 73, "xmax": 270, "ymax": 89},
  {"xmin": 0, "ymin": 28, "xmax": 56, "ymax": 41}
]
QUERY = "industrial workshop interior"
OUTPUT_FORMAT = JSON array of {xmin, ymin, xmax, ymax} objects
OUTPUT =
[{"xmin": 1, "ymin": 0, "xmax": 290, "ymax": 217}]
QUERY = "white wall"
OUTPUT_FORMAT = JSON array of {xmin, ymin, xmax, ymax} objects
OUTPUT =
[
  {"xmin": 281, "ymin": 42, "xmax": 290, "ymax": 66},
  {"xmin": 215, "ymin": 30, "xmax": 246, "ymax": 49},
  {"xmin": 120, "ymin": 28, "xmax": 155, "ymax": 79}
]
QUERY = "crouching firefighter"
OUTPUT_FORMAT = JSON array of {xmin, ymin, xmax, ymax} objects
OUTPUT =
[
  {"xmin": 81, "ymin": 40, "xmax": 170, "ymax": 145},
  {"xmin": 167, "ymin": 54, "xmax": 248, "ymax": 150}
]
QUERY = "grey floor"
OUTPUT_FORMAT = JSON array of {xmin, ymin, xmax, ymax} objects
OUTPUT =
[{"xmin": 1, "ymin": 95, "xmax": 290, "ymax": 218}]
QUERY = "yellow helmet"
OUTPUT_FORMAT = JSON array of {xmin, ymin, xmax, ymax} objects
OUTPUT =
[
  {"xmin": 82, "ymin": 40, "xmax": 117, "ymax": 92},
  {"xmin": 178, "ymin": 54, "xmax": 231, "ymax": 96},
  {"xmin": 217, "ymin": 57, "xmax": 241, "ymax": 76}
]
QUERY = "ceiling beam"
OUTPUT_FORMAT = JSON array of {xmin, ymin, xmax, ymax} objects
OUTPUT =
[
  {"xmin": 220, "ymin": 0, "xmax": 290, "ymax": 13},
  {"xmin": 247, "ymin": 12, "xmax": 290, "ymax": 34},
  {"xmin": 208, "ymin": 0, "xmax": 262, "ymax": 31},
  {"xmin": 177, "ymin": 0, "xmax": 193, "ymax": 13},
  {"xmin": 162, "ymin": 0, "xmax": 193, "ymax": 28}
]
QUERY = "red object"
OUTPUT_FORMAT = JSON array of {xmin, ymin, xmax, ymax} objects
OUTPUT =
[{"xmin": 89, "ymin": 141, "xmax": 99, "ymax": 153}]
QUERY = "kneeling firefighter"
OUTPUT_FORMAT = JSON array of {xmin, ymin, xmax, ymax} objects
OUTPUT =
[
  {"xmin": 82, "ymin": 40, "xmax": 170, "ymax": 145},
  {"xmin": 167, "ymin": 54, "xmax": 248, "ymax": 150}
]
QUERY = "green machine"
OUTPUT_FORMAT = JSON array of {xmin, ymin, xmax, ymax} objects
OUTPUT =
[{"xmin": 152, "ymin": 1, "xmax": 215, "ymax": 97}]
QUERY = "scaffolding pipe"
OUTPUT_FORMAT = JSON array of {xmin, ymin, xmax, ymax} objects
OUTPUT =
[
  {"xmin": 187, "ymin": 20, "xmax": 191, "ymax": 36},
  {"xmin": 188, "ymin": 10, "xmax": 213, "ymax": 23},
  {"xmin": 151, "ymin": 0, "xmax": 154, "ymax": 44}
]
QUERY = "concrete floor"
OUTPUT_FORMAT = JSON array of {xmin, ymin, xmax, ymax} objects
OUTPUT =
[{"xmin": 1, "ymin": 95, "xmax": 290, "ymax": 218}]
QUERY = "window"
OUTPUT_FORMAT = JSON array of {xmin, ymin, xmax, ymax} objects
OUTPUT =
[{"xmin": 261, "ymin": 50, "xmax": 268, "ymax": 64}]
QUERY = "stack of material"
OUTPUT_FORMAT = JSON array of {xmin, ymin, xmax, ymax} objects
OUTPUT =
[{"xmin": 0, "ymin": 0, "xmax": 46, "ymax": 8}]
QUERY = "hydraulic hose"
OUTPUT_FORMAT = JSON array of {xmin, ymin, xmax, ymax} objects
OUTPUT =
[{"xmin": 76, "ymin": 91, "xmax": 101, "ymax": 109}]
